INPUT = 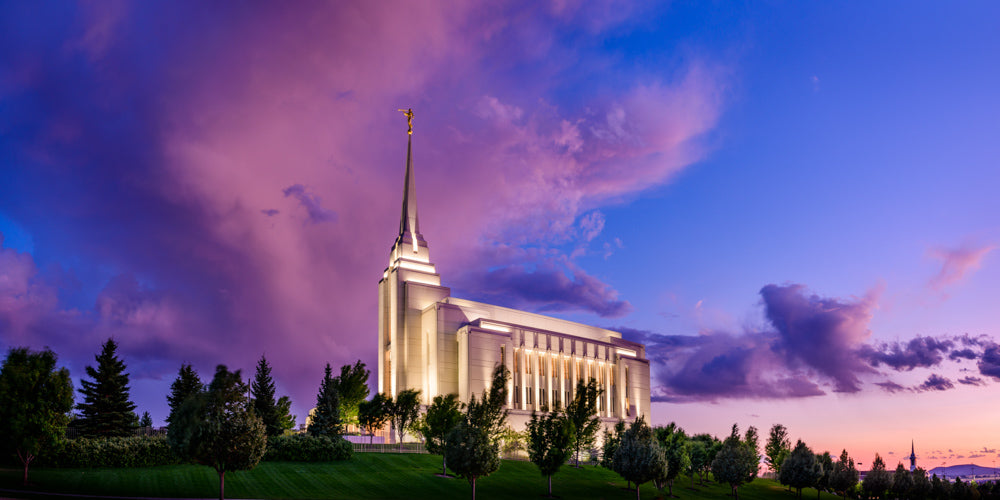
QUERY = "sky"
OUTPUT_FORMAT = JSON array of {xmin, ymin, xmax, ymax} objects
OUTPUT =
[{"xmin": 2, "ymin": 1, "xmax": 999, "ymax": 470}]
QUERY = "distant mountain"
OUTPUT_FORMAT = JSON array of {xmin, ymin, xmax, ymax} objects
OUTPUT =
[{"xmin": 928, "ymin": 464, "xmax": 999, "ymax": 478}]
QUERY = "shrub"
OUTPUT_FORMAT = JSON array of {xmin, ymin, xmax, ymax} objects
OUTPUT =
[
  {"xmin": 42, "ymin": 436, "xmax": 179, "ymax": 468},
  {"xmin": 264, "ymin": 434, "xmax": 352, "ymax": 462}
]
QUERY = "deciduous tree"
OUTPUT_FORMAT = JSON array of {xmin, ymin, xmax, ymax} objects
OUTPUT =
[
  {"xmin": 911, "ymin": 467, "xmax": 931, "ymax": 500},
  {"xmin": 167, "ymin": 365, "xmax": 267, "ymax": 500},
  {"xmin": 711, "ymin": 425, "xmax": 757, "ymax": 500},
  {"xmin": 390, "ymin": 388, "xmax": 421, "ymax": 451},
  {"xmin": 614, "ymin": 416, "xmax": 666, "ymax": 500},
  {"xmin": 527, "ymin": 407, "xmax": 575, "ymax": 497},
  {"xmin": 358, "ymin": 393, "xmax": 391, "ymax": 444},
  {"xmin": 307, "ymin": 364, "xmax": 342, "ymax": 438},
  {"xmin": 0, "ymin": 347, "xmax": 74, "ymax": 486},
  {"xmin": 420, "ymin": 393, "xmax": 464, "ymax": 476},
  {"xmin": 445, "ymin": 364, "xmax": 509, "ymax": 500},
  {"xmin": 333, "ymin": 360, "xmax": 369, "ymax": 427},
  {"xmin": 830, "ymin": 449, "xmax": 859, "ymax": 499},
  {"xmin": 862, "ymin": 454, "xmax": 891, "ymax": 500},
  {"xmin": 815, "ymin": 451, "xmax": 833, "ymax": 499},
  {"xmin": 891, "ymin": 462, "xmax": 913, "ymax": 500},
  {"xmin": 779, "ymin": 440, "xmax": 822, "ymax": 499},
  {"xmin": 565, "ymin": 378, "xmax": 601, "ymax": 467},
  {"xmin": 76, "ymin": 339, "xmax": 137, "ymax": 437},
  {"xmin": 654, "ymin": 423, "xmax": 690, "ymax": 497},
  {"xmin": 765, "ymin": 423, "xmax": 791, "ymax": 475}
]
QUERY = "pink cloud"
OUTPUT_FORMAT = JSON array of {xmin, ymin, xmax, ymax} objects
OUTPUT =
[{"xmin": 928, "ymin": 243, "xmax": 995, "ymax": 291}]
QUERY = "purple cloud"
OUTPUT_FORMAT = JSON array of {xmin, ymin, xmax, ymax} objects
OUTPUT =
[
  {"xmin": 860, "ymin": 336, "xmax": 953, "ymax": 371},
  {"xmin": 876, "ymin": 381, "xmax": 906, "ymax": 393},
  {"xmin": 957, "ymin": 376, "xmax": 986, "ymax": 386},
  {"xmin": 916, "ymin": 373, "xmax": 954, "ymax": 392},
  {"xmin": 282, "ymin": 184, "xmax": 337, "ymax": 224},
  {"xmin": 459, "ymin": 260, "xmax": 631, "ymax": 318},
  {"xmin": 978, "ymin": 343, "xmax": 1000, "ymax": 380},
  {"xmin": 761, "ymin": 284, "xmax": 877, "ymax": 393},
  {"xmin": 928, "ymin": 243, "xmax": 995, "ymax": 291},
  {"xmin": 949, "ymin": 348, "xmax": 978, "ymax": 361}
]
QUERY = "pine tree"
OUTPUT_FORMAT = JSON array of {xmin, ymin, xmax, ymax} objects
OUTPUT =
[
  {"xmin": 250, "ymin": 355, "xmax": 294, "ymax": 437},
  {"xmin": 307, "ymin": 363, "xmax": 341, "ymax": 437},
  {"xmin": 831, "ymin": 450, "xmax": 859, "ymax": 499},
  {"xmin": 76, "ymin": 339, "xmax": 137, "ymax": 437},
  {"xmin": 862, "ymin": 454, "xmax": 891, "ymax": 500},
  {"xmin": 167, "ymin": 364, "xmax": 203, "ymax": 427},
  {"xmin": 139, "ymin": 412, "xmax": 153, "ymax": 428}
]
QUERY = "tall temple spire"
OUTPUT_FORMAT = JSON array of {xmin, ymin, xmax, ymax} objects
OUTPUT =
[{"xmin": 397, "ymin": 108, "xmax": 420, "ymax": 250}]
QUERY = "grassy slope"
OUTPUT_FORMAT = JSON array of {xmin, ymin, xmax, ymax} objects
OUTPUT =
[{"xmin": 0, "ymin": 453, "xmax": 834, "ymax": 500}]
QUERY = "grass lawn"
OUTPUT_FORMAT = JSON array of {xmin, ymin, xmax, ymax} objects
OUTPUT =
[{"xmin": 0, "ymin": 453, "xmax": 836, "ymax": 500}]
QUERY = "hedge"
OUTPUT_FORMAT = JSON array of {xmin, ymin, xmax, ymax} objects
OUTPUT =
[
  {"xmin": 41, "ymin": 436, "xmax": 179, "ymax": 468},
  {"xmin": 264, "ymin": 434, "xmax": 353, "ymax": 462}
]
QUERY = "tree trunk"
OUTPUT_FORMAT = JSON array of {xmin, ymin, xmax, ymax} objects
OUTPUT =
[
  {"xmin": 668, "ymin": 479, "xmax": 673, "ymax": 497},
  {"xmin": 548, "ymin": 475, "xmax": 552, "ymax": 496},
  {"xmin": 17, "ymin": 450, "xmax": 32, "ymax": 486},
  {"xmin": 218, "ymin": 470, "xmax": 225, "ymax": 500},
  {"xmin": 733, "ymin": 485, "xmax": 739, "ymax": 500},
  {"xmin": 635, "ymin": 481, "xmax": 641, "ymax": 500},
  {"xmin": 442, "ymin": 455, "xmax": 447, "ymax": 476},
  {"xmin": 22, "ymin": 459, "xmax": 29, "ymax": 486},
  {"xmin": 471, "ymin": 476, "xmax": 477, "ymax": 500}
]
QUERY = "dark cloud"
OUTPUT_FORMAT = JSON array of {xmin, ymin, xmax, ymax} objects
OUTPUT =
[
  {"xmin": 860, "ymin": 336, "xmax": 953, "ymax": 371},
  {"xmin": 261, "ymin": 209, "xmax": 279, "ymax": 217},
  {"xmin": 760, "ymin": 284, "xmax": 877, "ymax": 393},
  {"xmin": 461, "ymin": 261, "xmax": 631, "ymax": 318},
  {"xmin": 916, "ymin": 374, "xmax": 954, "ymax": 392},
  {"xmin": 949, "ymin": 348, "xmax": 978, "ymax": 361},
  {"xmin": 876, "ymin": 381, "xmax": 906, "ymax": 393},
  {"xmin": 282, "ymin": 184, "xmax": 337, "ymax": 224},
  {"xmin": 978, "ymin": 343, "xmax": 1000, "ymax": 380},
  {"xmin": 958, "ymin": 376, "xmax": 986, "ymax": 386}
]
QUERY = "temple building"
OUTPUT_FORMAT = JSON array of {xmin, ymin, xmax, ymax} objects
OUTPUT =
[{"xmin": 377, "ymin": 111, "xmax": 650, "ymax": 429}]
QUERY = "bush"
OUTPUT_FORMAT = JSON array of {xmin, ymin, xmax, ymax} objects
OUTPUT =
[
  {"xmin": 264, "ymin": 434, "xmax": 352, "ymax": 462},
  {"xmin": 42, "ymin": 436, "xmax": 179, "ymax": 468}
]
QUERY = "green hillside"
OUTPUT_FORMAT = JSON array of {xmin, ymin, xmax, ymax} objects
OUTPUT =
[{"xmin": 0, "ymin": 453, "xmax": 828, "ymax": 500}]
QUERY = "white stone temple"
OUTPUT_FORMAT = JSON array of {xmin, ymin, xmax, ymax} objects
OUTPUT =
[{"xmin": 377, "ymin": 114, "xmax": 650, "ymax": 430}]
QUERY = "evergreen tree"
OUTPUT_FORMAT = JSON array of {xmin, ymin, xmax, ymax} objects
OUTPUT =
[
  {"xmin": 862, "ymin": 454, "xmax": 891, "ymax": 500},
  {"xmin": 0, "ymin": 347, "xmax": 74, "ymax": 486},
  {"xmin": 779, "ymin": 440, "xmax": 822, "ymax": 499},
  {"xmin": 333, "ymin": 360, "xmax": 370, "ymax": 428},
  {"xmin": 389, "ymin": 389, "xmax": 421, "ymax": 451},
  {"xmin": 565, "ymin": 378, "xmax": 602, "ymax": 467},
  {"xmin": 614, "ymin": 416, "xmax": 666, "ymax": 500},
  {"xmin": 831, "ymin": 450, "xmax": 860, "ymax": 499},
  {"xmin": 358, "ymin": 393, "xmax": 391, "ymax": 444},
  {"xmin": 139, "ymin": 411, "xmax": 153, "ymax": 429},
  {"xmin": 526, "ymin": 407, "xmax": 575, "ymax": 497},
  {"xmin": 250, "ymin": 355, "xmax": 295, "ymax": 437},
  {"xmin": 307, "ymin": 364, "xmax": 341, "ymax": 437},
  {"xmin": 419, "ymin": 393, "xmax": 464, "ymax": 476},
  {"xmin": 76, "ymin": 339, "xmax": 137, "ymax": 437},
  {"xmin": 765, "ymin": 423, "xmax": 792, "ymax": 475},
  {"xmin": 167, "ymin": 364, "xmax": 203, "ymax": 427},
  {"xmin": 445, "ymin": 364, "xmax": 510, "ymax": 500},
  {"xmin": 167, "ymin": 365, "xmax": 267, "ymax": 500}
]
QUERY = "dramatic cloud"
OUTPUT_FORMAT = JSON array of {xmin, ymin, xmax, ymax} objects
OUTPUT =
[
  {"xmin": 0, "ymin": 1, "xmax": 726, "ymax": 420},
  {"xmin": 861, "ymin": 336, "xmax": 953, "ymax": 371},
  {"xmin": 928, "ymin": 243, "xmax": 996, "ymax": 291},
  {"xmin": 761, "ymin": 284, "xmax": 878, "ymax": 393},
  {"xmin": 949, "ymin": 348, "xmax": 978, "ymax": 361},
  {"xmin": 916, "ymin": 374, "xmax": 954, "ymax": 392}
]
